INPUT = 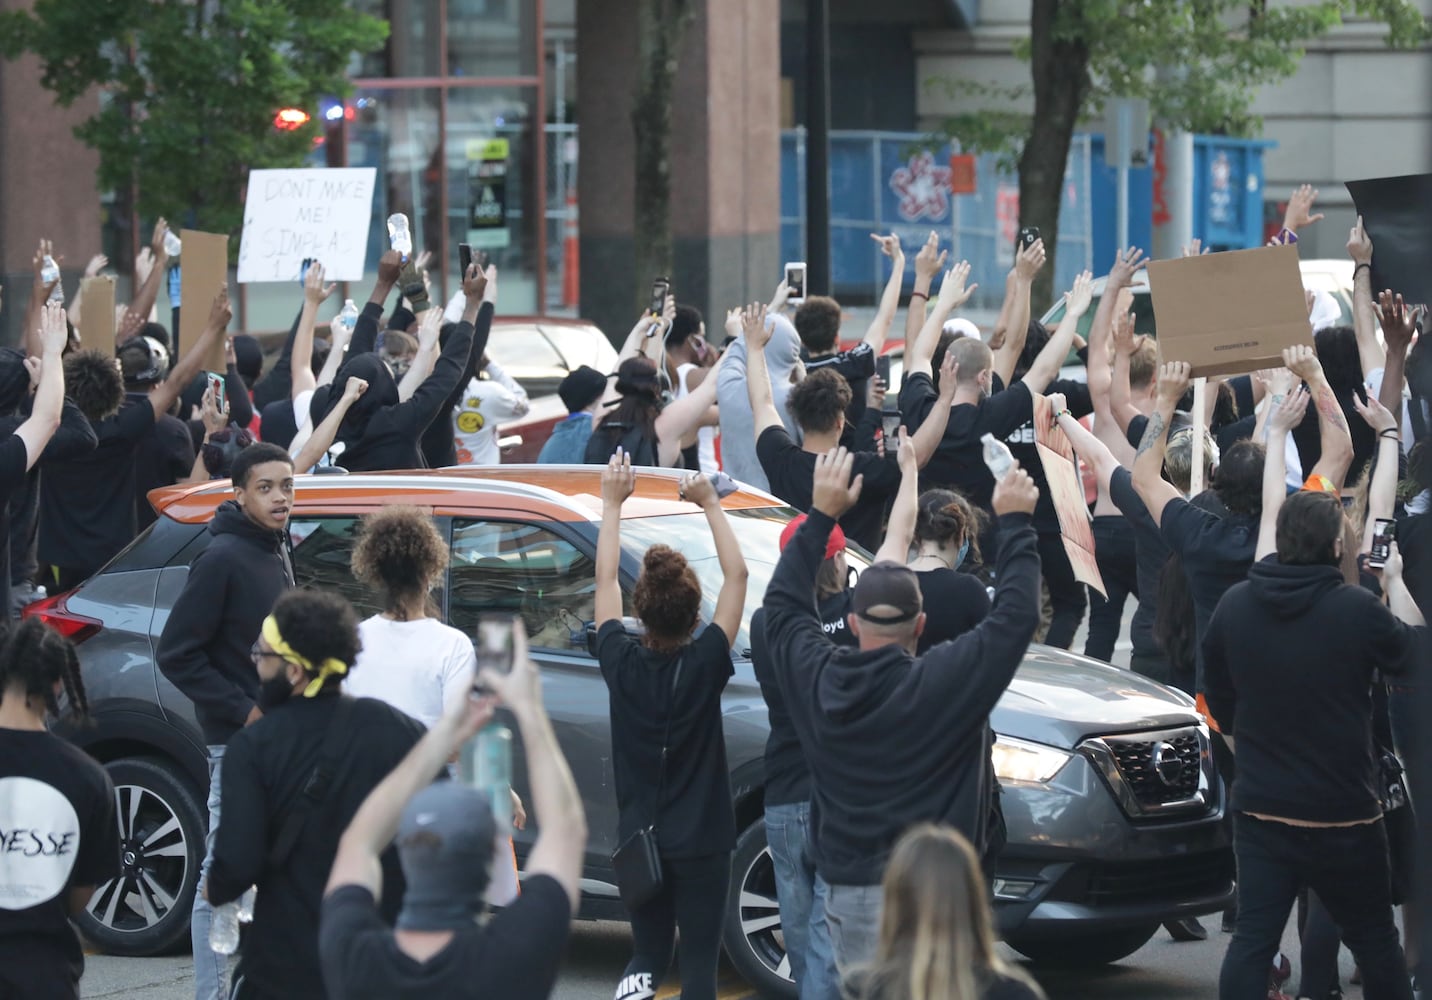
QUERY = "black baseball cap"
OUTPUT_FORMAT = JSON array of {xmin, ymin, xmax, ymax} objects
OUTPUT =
[
  {"xmin": 558, "ymin": 365, "xmax": 607, "ymax": 413},
  {"xmin": 851, "ymin": 561, "xmax": 923, "ymax": 625}
]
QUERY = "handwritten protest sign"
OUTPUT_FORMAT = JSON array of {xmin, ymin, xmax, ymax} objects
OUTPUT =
[
  {"xmin": 238, "ymin": 168, "xmax": 376, "ymax": 283},
  {"xmin": 1146, "ymin": 244, "xmax": 1309, "ymax": 378},
  {"xmin": 1032, "ymin": 394, "xmax": 1105, "ymax": 598},
  {"xmin": 179, "ymin": 230, "xmax": 230, "ymax": 373}
]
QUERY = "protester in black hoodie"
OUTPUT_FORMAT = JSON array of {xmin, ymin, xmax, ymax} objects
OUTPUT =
[
  {"xmin": 763, "ymin": 447, "xmax": 1041, "ymax": 990},
  {"xmin": 1203, "ymin": 490, "xmax": 1419, "ymax": 1000},
  {"xmin": 306, "ymin": 264, "xmax": 488, "ymax": 472},
  {"xmin": 155, "ymin": 441, "xmax": 296, "ymax": 1000},
  {"xmin": 207, "ymin": 589, "xmax": 423, "ymax": 1000}
]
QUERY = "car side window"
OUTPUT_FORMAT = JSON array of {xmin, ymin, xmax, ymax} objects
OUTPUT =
[
  {"xmin": 449, "ymin": 519, "xmax": 618, "ymax": 654},
  {"xmin": 288, "ymin": 517, "xmax": 384, "ymax": 620}
]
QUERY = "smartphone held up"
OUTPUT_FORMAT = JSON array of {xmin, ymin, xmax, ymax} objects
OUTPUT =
[
  {"xmin": 785, "ymin": 262, "xmax": 807, "ymax": 305},
  {"xmin": 1369, "ymin": 518, "xmax": 1397, "ymax": 569}
]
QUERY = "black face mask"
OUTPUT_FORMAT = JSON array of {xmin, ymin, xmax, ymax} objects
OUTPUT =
[{"xmin": 257, "ymin": 672, "xmax": 299, "ymax": 711}]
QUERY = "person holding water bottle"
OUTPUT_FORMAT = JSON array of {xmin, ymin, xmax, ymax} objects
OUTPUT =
[{"xmin": 205, "ymin": 589, "xmax": 424, "ymax": 1000}]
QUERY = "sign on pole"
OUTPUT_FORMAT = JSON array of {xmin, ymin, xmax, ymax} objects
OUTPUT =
[{"xmin": 238, "ymin": 168, "xmax": 377, "ymax": 283}]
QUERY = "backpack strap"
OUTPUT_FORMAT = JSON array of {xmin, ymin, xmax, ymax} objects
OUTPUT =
[{"xmin": 266, "ymin": 695, "xmax": 357, "ymax": 869}]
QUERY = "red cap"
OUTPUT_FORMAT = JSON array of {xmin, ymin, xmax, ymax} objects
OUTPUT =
[{"xmin": 779, "ymin": 514, "xmax": 847, "ymax": 560}]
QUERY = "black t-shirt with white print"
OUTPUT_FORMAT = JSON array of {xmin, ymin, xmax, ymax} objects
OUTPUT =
[{"xmin": 0, "ymin": 729, "xmax": 117, "ymax": 999}]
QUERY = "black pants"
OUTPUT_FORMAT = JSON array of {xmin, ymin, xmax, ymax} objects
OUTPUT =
[
  {"xmin": 1220, "ymin": 814, "xmax": 1411, "ymax": 1000},
  {"xmin": 1085, "ymin": 515, "xmax": 1138, "ymax": 662},
  {"xmin": 617, "ymin": 852, "xmax": 730, "ymax": 1000},
  {"xmin": 1298, "ymin": 889, "xmax": 1344, "ymax": 1000},
  {"xmin": 1036, "ymin": 529, "xmax": 1086, "ymax": 650}
]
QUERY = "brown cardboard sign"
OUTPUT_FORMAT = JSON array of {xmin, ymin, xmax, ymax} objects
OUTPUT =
[
  {"xmin": 1146, "ymin": 244, "xmax": 1310, "ymax": 378},
  {"xmin": 78, "ymin": 276, "xmax": 116, "ymax": 356},
  {"xmin": 179, "ymin": 230, "xmax": 230, "ymax": 373},
  {"xmin": 1032, "ymin": 394, "xmax": 1105, "ymax": 598}
]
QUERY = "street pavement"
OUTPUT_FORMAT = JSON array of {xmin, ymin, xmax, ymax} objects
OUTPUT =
[{"xmin": 81, "ymin": 915, "xmax": 1359, "ymax": 999}]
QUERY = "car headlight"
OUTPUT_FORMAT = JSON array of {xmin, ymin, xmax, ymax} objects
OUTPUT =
[{"xmin": 991, "ymin": 735, "xmax": 1072, "ymax": 784}]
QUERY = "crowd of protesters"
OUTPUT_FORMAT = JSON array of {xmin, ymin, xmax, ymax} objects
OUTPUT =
[{"xmin": 0, "ymin": 180, "xmax": 1427, "ymax": 1000}]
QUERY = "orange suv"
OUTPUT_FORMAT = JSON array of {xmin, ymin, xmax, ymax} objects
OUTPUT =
[{"xmin": 31, "ymin": 466, "xmax": 1232, "ymax": 996}]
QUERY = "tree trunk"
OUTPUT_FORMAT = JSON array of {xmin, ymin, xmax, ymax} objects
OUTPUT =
[
  {"xmin": 632, "ymin": 0, "xmax": 695, "ymax": 316},
  {"xmin": 1018, "ymin": 0, "xmax": 1092, "ymax": 314}
]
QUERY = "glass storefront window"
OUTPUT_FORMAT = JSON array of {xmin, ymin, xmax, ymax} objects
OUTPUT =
[
  {"xmin": 351, "ymin": 0, "xmax": 442, "ymax": 78},
  {"xmin": 448, "ymin": 0, "xmax": 538, "ymax": 77},
  {"xmin": 444, "ymin": 86, "xmax": 539, "ymax": 313}
]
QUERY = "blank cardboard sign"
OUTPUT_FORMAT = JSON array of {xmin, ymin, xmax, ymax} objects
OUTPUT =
[
  {"xmin": 1345, "ymin": 173, "xmax": 1432, "ymax": 305},
  {"xmin": 179, "ymin": 230, "xmax": 229, "ymax": 373},
  {"xmin": 1146, "ymin": 244, "xmax": 1310, "ymax": 378},
  {"xmin": 78, "ymin": 276, "xmax": 116, "ymax": 356}
]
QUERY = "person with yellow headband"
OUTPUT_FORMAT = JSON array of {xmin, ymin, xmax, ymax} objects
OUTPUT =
[{"xmin": 205, "ymin": 589, "xmax": 426, "ymax": 1000}]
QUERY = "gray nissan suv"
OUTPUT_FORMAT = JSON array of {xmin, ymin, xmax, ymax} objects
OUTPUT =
[{"xmin": 30, "ymin": 467, "xmax": 1232, "ymax": 996}]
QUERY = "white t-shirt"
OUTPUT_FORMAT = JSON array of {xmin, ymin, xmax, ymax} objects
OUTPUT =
[
  {"xmin": 345, "ymin": 616, "xmax": 476, "ymax": 730},
  {"xmin": 676, "ymin": 362, "xmax": 719, "ymax": 475},
  {"xmin": 453, "ymin": 363, "xmax": 530, "ymax": 466}
]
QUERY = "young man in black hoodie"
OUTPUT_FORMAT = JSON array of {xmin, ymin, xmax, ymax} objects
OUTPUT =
[
  {"xmin": 763, "ymin": 447, "xmax": 1041, "ymax": 990},
  {"xmin": 156, "ymin": 441, "xmax": 296, "ymax": 1000},
  {"xmin": 1203, "ymin": 490, "xmax": 1419, "ymax": 1000}
]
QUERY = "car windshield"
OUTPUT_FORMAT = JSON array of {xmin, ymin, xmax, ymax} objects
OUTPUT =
[{"xmin": 621, "ymin": 508, "xmax": 872, "ymax": 656}]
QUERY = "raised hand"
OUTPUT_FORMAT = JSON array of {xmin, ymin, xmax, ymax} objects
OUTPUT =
[
  {"xmin": 1014, "ymin": 238, "xmax": 1046, "ymax": 282},
  {"xmin": 871, "ymin": 232, "xmax": 903, "ymax": 263},
  {"xmin": 84, "ymin": 254, "xmax": 109, "ymax": 279},
  {"xmin": 1377, "ymin": 290, "xmax": 1419, "ymax": 355},
  {"xmin": 914, "ymin": 231, "xmax": 948, "ymax": 283},
  {"xmin": 200, "ymin": 385, "xmax": 230, "ymax": 437},
  {"xmin": 895, "ymin": 425, "xmax": 917, "ymax": 474},
  {"xmin": 1352, "ymin": 391, "xmax": 1398, "ymax": 434},
  {"xmin": 1181, "ymin": 238, "xmax": 1209, "ymax": 258},
  {"xmin": 342, "ymin": 378, "xmax": 369, "ymax": 405},
  {"xmin": 461, "ymin": 261, "xmax": 488, "ymax": 301},
  {"xmin": 991, "ymin": 463, "xmax": 1038, "ymax": 516},
  {"xmin": 481, "ymin": 265, "xmax": 499, "ymax": 305},
  {"xmin": 679, "ymin": 469, "xmax": 716, "ymax": 507},
  {"xmin": 936, "ymin": 260, "xmax": 976, "ymax": 312},
  {"xmin": 1108, "ymin": 246, "xmax": 1147, "ymax": 289},
  {"xmin": 602, "ymin": 449, "xmax": 636, "ymax": 507},
  {"xmin": 1282, "ymin": 344, "xmax": 1323, "ymax": 383},
  {"xmin": 1254, "ymin": 366, "xmax": 1296, "ymax": 399},
  {"xmin": 416, "ymin": 306, "xmax": 442, "ymax": 349},
  {"xmin": 867, "ymin": 375, "xmax": 887, "ymax": 412},
  {"xmin": 151, "ymin": 218, "xmax": 172, "ymax": 258},
  {"xmin": 118, "ymin": 307, "xmax": 145, "ymax": 342},
  {"xmin": 742, "ymin": 302, "xmax": 771, "ymax": 350},
  {"xmin": 1112, "ymin": 309, "xmax": 1138, "ymax": 356},
  {"xmin": 38, "ymin": 301, "xmax": 68, "ymax": 356},
  {"xmin": 1268, "ymin": 385, "xmax": 1310, "ymax": 434},
  {"xmin": 810, "ymin": 447, "xmax": 864, "ymax": 519},
  {"xmin": 303, "ymin": 260, "xmax": 336, "ymax": 304},
  {"xmin": 1157, "ymin": 361, "xmax": 1192, "ymax": 403},
  {"xmin": 936, "ymin": 350, "xmax": 959, "ymax": 402},
  {"xmin": 208, "ymin": 285, "xmax": 232, "ymax": 332},
  {"xmin": 1065, "ymin": 270, "xmax": 1095, "ymax": 318},
  {"xmin": 1346, "ymin": 216, "xmax": 1373, "ymax": 266},
  {"xmin": 767, "ymin": 279, "xmax": 792, "ymax": 315},
  {"xmin": 377, "ymin": 249, "xmax": 403, "ymax": 287},
  {"xmin": 1282, "ymin": 184, "xmax": 1324, "ymax": 233},
  {"xmin": 1047, "ymin": 391, "xmax": 1067, "ymax": 415}
]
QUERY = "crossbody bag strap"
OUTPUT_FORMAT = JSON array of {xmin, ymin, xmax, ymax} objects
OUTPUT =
[
  {"xmin": 649, "ymin": 657, "xmax": 684, "ymax": 829},
  {"xmin": 266, "ymin": 695, "xmax": 356, "ymax": 869}
]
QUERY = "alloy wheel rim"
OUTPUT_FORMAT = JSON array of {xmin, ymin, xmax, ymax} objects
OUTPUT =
[
  {"xmin": 739, "ymin": 845, "xmax": 792, "ymax": 983},
  {"xmin": 85, "ymin": 783, "xmax": 190, "ymax": 933}
]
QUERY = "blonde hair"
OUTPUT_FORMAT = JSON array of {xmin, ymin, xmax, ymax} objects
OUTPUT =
[
  {"xmin": 853, "ymin": 825, "xmax": 1042, "ymax": 1000},
  {"xmin": 1164, "ymin": 426, "xmax": 1218, "ymax": 496}
]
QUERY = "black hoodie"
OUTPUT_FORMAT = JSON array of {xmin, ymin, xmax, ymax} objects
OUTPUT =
[
  {"xmin": 1202, "ymin": 556, "xmax": 1418, "ymax": 824},
  {"xmin": 157, "ymin": 500, "xmax": 294, "ymax": 745},
  {"xmin": 763, "ymin": 508, "xmax": 1040, "ymax": 885}
]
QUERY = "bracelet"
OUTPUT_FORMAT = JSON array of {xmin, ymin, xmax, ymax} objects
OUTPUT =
[
  {"xmin": 909, "ymin": 291, "xmax": 929, "ymax": 302},
  {"xmin": 1354, "ymin": 262, "xmax": 1371, "ymax": 277},
  {"xmin": 1380, "ymin": 429, "xmax": 1401, "ymax": 440},
  {"xmin": 1055, "ymin": 408, "xmax": 1073, "ymax": 421}
]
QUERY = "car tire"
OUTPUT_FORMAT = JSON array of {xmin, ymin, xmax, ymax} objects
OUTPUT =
[
  {"xmin": 722, "ymin": 818, "xmax": 797, "ymax": 1000},
  {"xmin": 77, "ymin": 756, "xmax": 206, "ymax": 956},
  {"xmin": 1005, "ymin": 923, "xmax": 1160, "ymax": 968}
]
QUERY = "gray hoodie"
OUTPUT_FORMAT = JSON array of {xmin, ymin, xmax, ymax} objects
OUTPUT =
[{"xmin": 717, "ymin": 314, "xmax": 802, "ymax": 492}]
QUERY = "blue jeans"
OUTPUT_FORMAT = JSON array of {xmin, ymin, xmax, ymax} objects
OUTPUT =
[
  {"xmin": 824, "ymin": 881, "xmax": 884, "ymax": 990},
  {"xmin": 765, "ymin": 802, "xmax": 838, "ymax": 1000},
  {"xmin": 192, "ymin": 745, "xmax": 227, "ymax": 1000}
]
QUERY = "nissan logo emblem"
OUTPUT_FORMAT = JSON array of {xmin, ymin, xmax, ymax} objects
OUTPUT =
[{"xmin": 1151, "ymin": 741, "xmax": 1185, "ymax": 787}]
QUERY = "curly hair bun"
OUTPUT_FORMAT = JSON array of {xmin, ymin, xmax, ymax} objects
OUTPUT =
[{"xmin": 633, "ymin": 545, "xmax": 701, "ymax": 651}]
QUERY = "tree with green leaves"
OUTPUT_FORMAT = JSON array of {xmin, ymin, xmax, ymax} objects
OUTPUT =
[
  {"xmin": 935, "ymin": 0, "xmax": 1429, "ymax": 309},
  {"xmin": 0, "ymin": 0, "xmax": 388, "ymax": 249}
]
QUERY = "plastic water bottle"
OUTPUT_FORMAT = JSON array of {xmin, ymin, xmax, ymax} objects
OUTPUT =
[
  {"xmin": 163, "ymin": 229, "xmax": 182, "ymax": 258},
  {"xmin": 209, "ymin": 900, "xmax": 241, "ymax": 955},
  {"xmin": 236, "ymin": 886, "xmax": 256, "ymax": 923},
  {"xmin": 337, "ymin": 299, "xmax": 359, "ymax": 336},
  {"xmin": 386, "ymin": 213, "xmax": 412, "ymax": 260},
  {"xmin": 460, "ymin": 723, "xmax": 514, "ymax": 833},
  {"xmin": 167, "ymin": 265, "xmax": 182, "ymax": 306},
  {"xmin": 981, "ymin": 432, "xmax": 1015, "ymax": 479},
  {"xmin": 40, "ymin": 254, "xmax": 62, "ymax": 303}
]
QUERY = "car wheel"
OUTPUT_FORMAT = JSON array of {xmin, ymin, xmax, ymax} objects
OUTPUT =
[
  {"xmin": 1006, "ymin": 923, "xmax": 1160, "ymax": 968},
  {"xmin": 78, "ymin": 756, "xmax": 206, "ymax": 956},
  {"xmin": 722, "ymin": 819, "xmax": 797, "ymax": 999}
]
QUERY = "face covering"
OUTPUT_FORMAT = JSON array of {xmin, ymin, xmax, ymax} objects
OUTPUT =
[
  {"xmin": 956, "ymin": 539, "xmax": 971, "ymax": 568},
  {"xmin": 257, "ymin": 671, "xmax": 299, "ymax": 711},
  {"xmin": 395, "ymin": 782, "xmax": 498, "ymax": 931}
]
